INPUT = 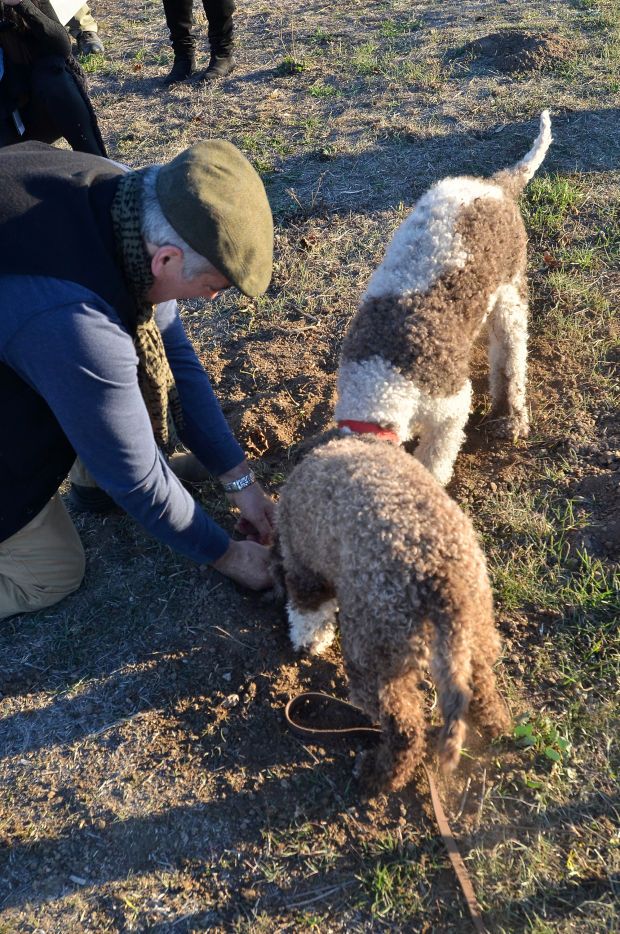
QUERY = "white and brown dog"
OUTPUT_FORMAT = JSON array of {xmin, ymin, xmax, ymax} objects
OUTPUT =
[{"xmin": 335, "ymin": 111, "xmax": 552, "ymax": 485}]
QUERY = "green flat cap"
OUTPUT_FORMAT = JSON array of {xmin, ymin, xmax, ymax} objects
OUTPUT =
[{"xmin": 156, "ymin": 139, "xmax": 273, "ymax": 297}]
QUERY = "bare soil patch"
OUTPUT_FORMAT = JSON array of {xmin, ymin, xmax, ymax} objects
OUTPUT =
[{"xmin": 456, "ymin": 31, "xmax": 578, "ymax": 74}]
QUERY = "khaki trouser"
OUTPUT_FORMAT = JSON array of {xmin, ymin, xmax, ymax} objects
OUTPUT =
[
  {"xmin": 0, "ymin": 453, "xmax": 208, "ymax": 621},
  {"xmin": 0, "ymin": 495, "xmax": 85, "ymax": 621},
  {"xmin": 68, "ymin": 4, "xmax": 98, "ymax": 36}
]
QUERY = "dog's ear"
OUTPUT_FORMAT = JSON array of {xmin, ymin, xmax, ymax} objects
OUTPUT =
[{"xmin": 289, "ymin": 427, "xmax": 341, "ymax": 465}]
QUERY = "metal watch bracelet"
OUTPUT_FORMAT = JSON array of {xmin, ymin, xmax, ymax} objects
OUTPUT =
[{"xmin": 222, "ymin": 469, "xmax": 256, "ymax": 494}]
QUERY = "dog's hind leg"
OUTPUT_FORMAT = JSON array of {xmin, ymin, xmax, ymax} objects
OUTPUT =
[
  {"xmin": 412, "ymin": 381, "xmax": 472, "ymax": 485},
  {"xmin": 374, "ymin": 665, "xmax": 427, "ymax": 791},
  {"xmin": 488, "ymin": 276, "xmax": 529, "ymax": 440},
  {"xmin": 285, "ymin": 567, "xmax": 337, "ymax": 655},
  {"xmin": 340, "ymin": 619, "xmax": 427, "ymax": 793},
  {"xmin": 357, "ymin": 664, "xmax": 426, "ymax": 794}
]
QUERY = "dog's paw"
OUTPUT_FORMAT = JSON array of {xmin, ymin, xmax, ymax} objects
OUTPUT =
[
  {"xmin": 489, "ymin": 413, "xmax": 529, "ymax": 441},
  {"xmin": 290, "ymin": 621, "xmax": 336, "ymax": 655},
  {"xmin": 288, "ymin": 601, "xmax": 337, "ymax": 654},
  {"xmin": 307, "ymin": 621, "xmax": 337, "ymax": 655}
]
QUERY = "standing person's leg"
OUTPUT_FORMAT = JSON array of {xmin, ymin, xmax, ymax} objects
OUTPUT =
[
  {"xmin": 28, "ymin": 58, "xmax": 107, "ymax": 157},
  {"xmin": 162, "ymin": 0, "xmax": 197, "ymax": 85},
  {"xmin": 68, "ymin": 4, "xmax": 105, "ymax": 55},
  {"xmin": 201, "ymin": 0, "xmax": 235, "ymax": 80},
  {"xmin": 0, "ymin": 495, "xmax": 86, "ymax": 621}
]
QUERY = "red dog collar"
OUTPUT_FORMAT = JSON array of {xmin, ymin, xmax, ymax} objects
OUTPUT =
[{"xmin": 337, "ymin": 420, "xmax": 399, "ymax": 444}]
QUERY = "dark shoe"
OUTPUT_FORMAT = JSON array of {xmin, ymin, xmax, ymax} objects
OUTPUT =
[
  {"xmin": 68, "ymin": 484, "xmax": 116, "ymax": 515},
  {"xmin": 163, "ymin": 54, "xmax": 196, "ymax": 86},
  {"xmin": 168, "ymin": 451, "xmax": 210, "ymax": 483},
  {"xmin": 77, "ymin": 30, "xmax": 105, "ymax": 55},
  {"xmin": 201, "ymin": 52, "xmax": 235, "ymax": 81}
]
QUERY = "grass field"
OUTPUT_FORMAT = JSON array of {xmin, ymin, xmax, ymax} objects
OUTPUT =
[{"xmin": 1, "ymin": 0, "xmax": 619, "ymax": 930}]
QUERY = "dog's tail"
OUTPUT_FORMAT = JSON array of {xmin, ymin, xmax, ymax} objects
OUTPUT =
[
  {"xmin": 494, "ymin": 110, "xmax": 553, "ymax": 197},
  {"xmin": 431, "ymin": 624, "xmax": 473, "ymax": 773},
  {"xmin": 438, "ymin": 693, "xmax": 470, "ymax": 773}
]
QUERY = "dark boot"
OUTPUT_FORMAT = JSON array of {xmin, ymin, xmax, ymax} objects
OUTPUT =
[
  {"xmin": 162, "ymin": 0, "xmax": 197, "ymax": 84},
  {"xmin": 201, "ymin": 50, "xmax": 235, "ymax": 80},
  {"xmin": 76, "ymin": 30, "xmax": 105, "ymax": 55},
  {"xmin": 163, "ymin": 52, "xmax": 196, "ymax": 85},
  {"xmin": 68, "ymin": 484, "xmax": 116, "ymax": 515},
  {"xmin": 201, "ymin": 0, "xmax": 235, "ymax": 80}
]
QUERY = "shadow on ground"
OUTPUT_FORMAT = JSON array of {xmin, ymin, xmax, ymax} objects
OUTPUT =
[{"xmin": 262, "ymin": 107, "xmax": 620, "ymax": 218}]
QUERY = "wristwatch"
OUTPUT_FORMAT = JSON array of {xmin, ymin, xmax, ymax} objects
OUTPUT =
[{"xmin": 222, "ymin": 469, "xmax": 256, "ymax": 493}]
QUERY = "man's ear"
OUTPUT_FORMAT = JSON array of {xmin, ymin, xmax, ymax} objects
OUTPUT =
[{"xmin": 150, "ymin": 244, "xmax": 183, "ymax": 278}]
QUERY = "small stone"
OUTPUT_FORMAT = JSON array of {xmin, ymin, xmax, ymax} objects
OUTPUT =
[{"xmin": 222, "ymin": 672, "xmax": 232, "ymax": 682}]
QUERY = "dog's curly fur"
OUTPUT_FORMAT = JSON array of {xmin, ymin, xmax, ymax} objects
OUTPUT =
[
  {"xmin": 335, "ymin": 111, "xmax": 553, "ymax": 485},
  {"xmin": 273, "ymin": 434, "xmax": 511, "ymax": 792}
]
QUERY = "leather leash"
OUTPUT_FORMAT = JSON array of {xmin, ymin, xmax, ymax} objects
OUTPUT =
[{"xmin": 284, "ymin": 692, "xmax": 488, "ymax": 934}]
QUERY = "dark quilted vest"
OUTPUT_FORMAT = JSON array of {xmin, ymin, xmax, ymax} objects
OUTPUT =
[{"xmin": 0, "ymin": 141, "xmax": 135, "ymax": 540}]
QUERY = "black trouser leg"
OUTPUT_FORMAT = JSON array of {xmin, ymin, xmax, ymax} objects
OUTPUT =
[
  {"xmin": 162, "ymin": 0, "xmax": 196, "ymax": 56},
  {"xmin": 27, "ymin": 59, "xmax": 106, "ymax": 157},
  {"xmin": 203, "ymin": 0, "xmax": 235, "ymax": 53}
]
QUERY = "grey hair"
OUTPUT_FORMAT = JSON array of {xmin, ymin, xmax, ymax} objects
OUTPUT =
[{"xmin": 141, "ymin": 166, "xmax": 215, "ymax": 280}]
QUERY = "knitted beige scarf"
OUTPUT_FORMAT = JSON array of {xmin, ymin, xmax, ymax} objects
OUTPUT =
[{"xmin": 110, "ymin": 171, "xmax": 183, "ymax": 451}]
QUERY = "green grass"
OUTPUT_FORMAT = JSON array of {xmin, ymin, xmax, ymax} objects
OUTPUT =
[
  {"xmin": 482, "ymin": 491, "xmax": 619, "ymax": 627},
  {"xmin": 350, "ymin": 41, "xmax": 382, "ymax": 76},
  {"xmin": 240, "ymin": 129, "xmax": 296, "ymax": 175},
  {"xmin": 77, "ymin": 52, "xmax": 107, "ymax": 73},
  {"xmin": 355, "ymin": 834, "xmax": 434, "ymax": 919},
  {"xmin": 309, "ymin": 27, "xmax": 334, "ymax": 45},
  {"xmin": 275, "ymin": 56, "xmax": 306, "ymax": 76},
  {"xmin": 308, "ymin": 81, "xmax": 341, "ymax": 99},
  {"xmin": 522, "ymin": 176, "xmax": 584, "ymax": 236},
  {"xmin": 379, "ymin": 18, "xmax": 423, "ymax": 38}
]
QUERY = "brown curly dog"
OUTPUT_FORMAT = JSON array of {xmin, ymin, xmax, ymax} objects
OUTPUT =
[{"xmin": 273, "ymin": 433, "xmax": 510, "ymax": 792}]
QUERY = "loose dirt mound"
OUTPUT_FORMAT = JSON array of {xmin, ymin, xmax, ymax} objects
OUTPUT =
[
  {"xmin": 210, "ymin": 332, "xmax": 337, "ymax": 459},
  {"xmin": 458, "ymin": 31, "xmax": 576, "ymax": 73}
]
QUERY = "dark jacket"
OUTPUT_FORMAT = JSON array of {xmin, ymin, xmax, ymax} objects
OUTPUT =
[
  {"xmin": 0, "ymin": 0, "xmax": 107, "ymax": 155},
  {"xmin": 0, "ymin": 0, "xmax": 71, "ymax": 117},
  {"xmin": 0, "ymin": 142, "xmax": 130, "ymax": 540}
]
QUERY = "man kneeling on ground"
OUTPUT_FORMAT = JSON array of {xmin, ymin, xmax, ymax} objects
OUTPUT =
[{"xmin": 0, "ymin": 138, "xmax": 275, "ymax": 619}]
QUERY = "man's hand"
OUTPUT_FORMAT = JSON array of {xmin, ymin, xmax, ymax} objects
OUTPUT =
[
  {"xmin": 228, "ymin": 483, "xmax": 275, "ymax": 545},
  {"xmin": 211, "ymin": 539, "xmax": 273, "ymax": 590},
  {"xmin": 219, "ymin": 461, "xmax": 275, "ymax": 545}
]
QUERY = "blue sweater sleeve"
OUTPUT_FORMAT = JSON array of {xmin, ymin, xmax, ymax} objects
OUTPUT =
[
  {"xmin": 4, "ymin": 297, "xmax": 232, "ymax": 564},
  {"xmin": 155, "ymin": 301, "xmax": 245, "ymax": 474}
]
